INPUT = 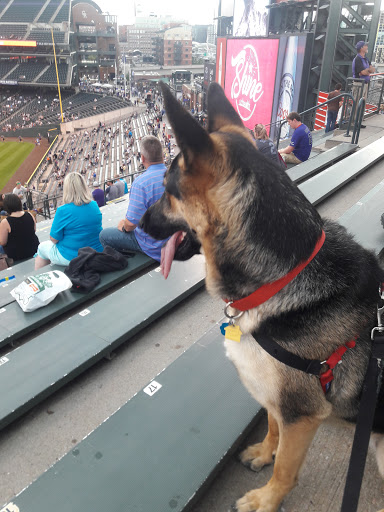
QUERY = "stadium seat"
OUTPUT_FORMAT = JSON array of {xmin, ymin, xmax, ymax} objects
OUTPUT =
[
  {"xmin": 0, "ymin": 0, "xmax": 46, "ymax": 22},
  {"xmin": 36, "ymin": 0, "xmax": 61, "ymax": 23},
  {"xmin": 52, "ymin": 0, "xmax": 70, "ymax": 23}
]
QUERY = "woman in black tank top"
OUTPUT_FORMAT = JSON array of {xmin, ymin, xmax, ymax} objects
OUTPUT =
[{"xmin": 0, "ymin": 194, "xmax": 39, "ymax": 261}]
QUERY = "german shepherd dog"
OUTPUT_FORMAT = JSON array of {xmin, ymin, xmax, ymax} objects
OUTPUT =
[{"xmin": 140, "ymin": 82, "xmax": 384, "ymax": 511}]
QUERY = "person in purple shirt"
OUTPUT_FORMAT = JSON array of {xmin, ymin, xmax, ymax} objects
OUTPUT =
[
  {"xmin": 99, "ymin": 136, "xmax": 168, "ymax": 261},
  {"xmin": 352, "ymin": 41, "xmax": 375, "ymax": 128},
  {"xmin": 278, "ymin": 111, "xmax": 312, "ymax": 165},
  {"xmin": 92, "ymin": 182, "xmax": 105, "ymax": 208}
]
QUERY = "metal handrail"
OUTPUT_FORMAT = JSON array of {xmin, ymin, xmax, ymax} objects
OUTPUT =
[{"xmin": 276, "ymin": 93, "xmax": 356, "ymax": 150}]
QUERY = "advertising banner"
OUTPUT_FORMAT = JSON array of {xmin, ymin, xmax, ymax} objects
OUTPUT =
[
  {"xmin": 215, "ymin": 37, "xmax": 227, "ymax": 89},
  {"xmin": 233, "ymin": 0, "xmax": 270, "ymax": 37},
  {"xmin": 224, "ymin": 38, "xmax": 279, "ymax": 130},
  {"xmin": 270, "ymin": 35, "xmax": 309, "ymax": 140}
]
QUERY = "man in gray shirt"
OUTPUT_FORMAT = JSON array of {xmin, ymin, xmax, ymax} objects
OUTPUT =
[
  {"xmin": 105, "ymin": 179, "xmax": 119, "ymax": 202},
  {"xmin": 114, "ymin": 176, "xmax": 125, "ymax": 198}
]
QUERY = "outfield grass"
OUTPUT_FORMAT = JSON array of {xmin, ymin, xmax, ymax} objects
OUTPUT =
[{"xmin": 0, "ymin": 141, "xmax": 35, "ymax": 191}]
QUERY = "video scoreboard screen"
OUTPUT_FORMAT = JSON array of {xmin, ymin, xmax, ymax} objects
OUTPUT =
[{"xmin": 0, "ymin": 40, "xmax": 37, "ymax": 47}]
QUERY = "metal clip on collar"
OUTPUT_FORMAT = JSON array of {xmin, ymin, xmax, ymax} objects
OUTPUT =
[
  {"xmin": 371, "ymin": 283, "xmax": 384, "ymax": 340},
  {"xmin": 224, "ymin": 301, "xmax": 244, "ymax": 325}
]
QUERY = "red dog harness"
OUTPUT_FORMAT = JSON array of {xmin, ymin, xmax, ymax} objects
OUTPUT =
[{"xmin": 223, "ymin": 230, "xmax": 357, "ymax": 393}]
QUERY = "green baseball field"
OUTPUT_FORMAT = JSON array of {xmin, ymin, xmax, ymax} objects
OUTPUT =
[{"xmin": 0, "ymin": 140, "xmax": 35, "ymax": 191}]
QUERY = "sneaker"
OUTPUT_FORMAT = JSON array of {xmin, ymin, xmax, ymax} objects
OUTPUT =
[{"xmin": 360, "ymin": 124, "xmax": 366, "ymax": 128}]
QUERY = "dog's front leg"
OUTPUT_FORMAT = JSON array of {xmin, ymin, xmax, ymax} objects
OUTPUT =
[
  {"xmin": 239, "ymin": 412, "xmax": 279, "ymax": 472},
  {"xmin": 234, "ymin": 415, "xmax": 323, "ymax": 512}
]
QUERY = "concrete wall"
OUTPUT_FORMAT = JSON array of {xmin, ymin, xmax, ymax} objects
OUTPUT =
[{"xmin": 60, "ymin": 105, "xmax": 146, "ymax": 133}]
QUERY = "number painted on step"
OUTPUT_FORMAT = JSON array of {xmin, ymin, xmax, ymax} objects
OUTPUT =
[
  {"xmin": 0, "ymin": 356, "xmax": 9, "ymax": 367},
  {"xmin": 143, "ymin": 380, "xmax": 162, "ymax": 396},
  {"xmin": 0, "ymin": 503, "xmax": 20, "ymax": 512},
  {"xmin": 79, "ymin": 309, "xmax": 90, "ymax": 316}
]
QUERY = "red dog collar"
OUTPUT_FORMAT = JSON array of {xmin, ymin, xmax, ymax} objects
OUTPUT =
[{"xmin": 225, "ymin": 230, "xmax": 326, "ymax": 312}]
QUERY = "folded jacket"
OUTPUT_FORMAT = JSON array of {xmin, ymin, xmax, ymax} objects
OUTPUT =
[{"xmin": 64, "ymin": 245, "xmax": 128, "ymax": 293}]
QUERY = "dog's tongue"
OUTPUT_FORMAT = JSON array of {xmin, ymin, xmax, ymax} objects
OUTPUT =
[{"xmin": 160, "ymin": 231, "xmax": 183, "ymax": 279}]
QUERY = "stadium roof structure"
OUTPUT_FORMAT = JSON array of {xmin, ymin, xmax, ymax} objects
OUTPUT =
[{"xmin": 71, "ymin": 0, "xmax": 102, "ymax": 15}]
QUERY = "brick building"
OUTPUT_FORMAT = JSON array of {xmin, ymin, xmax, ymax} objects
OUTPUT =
[
  {"xmin": 72, "ymin": 0, "xmax": 118, "ymax": 82},
  {"xmin": 163, "ymin": 26, "xmax": 192, "ymax": 67}
]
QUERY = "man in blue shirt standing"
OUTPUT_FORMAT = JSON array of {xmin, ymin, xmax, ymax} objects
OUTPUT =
[
  {"xmin": 99, "ymin": 135, "xmax": 168, "ymax": 261},
  {"xmin": 278, "ymin": 112, "xmax": 312, "ymax": 165}
]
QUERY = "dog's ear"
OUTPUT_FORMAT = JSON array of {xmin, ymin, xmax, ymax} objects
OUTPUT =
[
  {"xmin": 159, "ymin": 82, "xmax": 212, "ymax": 162},
  {"xmin": 207, "ymin": 82, "xmax": 244, "ymax": 133}
]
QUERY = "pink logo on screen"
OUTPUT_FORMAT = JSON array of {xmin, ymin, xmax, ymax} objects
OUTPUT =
[{"xmin": 230, "ymin": 44, "xmax": 263, "ymax": 122}]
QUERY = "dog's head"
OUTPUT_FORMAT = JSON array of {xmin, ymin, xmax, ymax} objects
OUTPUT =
[{"xmin": 140, "ymin": 82, "xmax": 323, "ymax": 299}]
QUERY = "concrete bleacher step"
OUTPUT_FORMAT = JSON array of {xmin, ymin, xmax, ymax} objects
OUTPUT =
[
  {"xmin": 0, "ymin": 256, "xmax": 206, "ymax": 431},
  {"xmin": 298, "ymin": 136, "xmax": 384, "ymax": 205},
  {"xmin": 338, "ymin": 178, "xmax": 384, "ymax": 252},
  {"xmin": 324, "ymin": 137, "xmax": 346, "ymax": 149},
  {"xmin": 287, "ymin": 142, "xmax": 357, "ymax": 184},
  {"xmin": 0, "ymin": 252, "xmax": 153, "ymax": 350},
  {"xmin": 1, "ymin": 320, "xmax": 262, "ymax": 512}
]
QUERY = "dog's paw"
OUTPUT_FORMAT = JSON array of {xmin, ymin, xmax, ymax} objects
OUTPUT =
[
  {"xmin": 239, "ymin": 443, "xmax": 275, "ymax": 472},
  {"xmin": 232, "ymin": 489, "xmax": 280, "ymax": 512}
]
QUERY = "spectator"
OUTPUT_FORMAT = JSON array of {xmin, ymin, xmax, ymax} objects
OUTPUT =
[
  {"xmin": 254, "ymin": 124, "xmax": 286, "ymax": 169},
  {"xmin": 119, "ymin": 176, "xmax": 128, "ymax": 194},
  {"xmin": 278, "ymin": 112, "xmax": 312, "ymax": 165},
  {"xmin": 99, "ymin": 135, "xmax": 169, "ymax": 261},
  {"xmin": 114, "ymin": 175, "xmax": 125, "ymax": 197},
  {"xmin": 325, "ymin": 83, "xmax": 343, "ymax": 133},
  {"xmin": 0, "ymin": 193, "xmax": 39, "ymax": 261},
  {"xmin": 92, "ymin": 182, "xmax": 105, "ymax": 208},
  {"xmin": 12, "ymin": 181, "xmax": 28, "ymax": 210},
  {"xmin": 352, "ymin": 41, "xmax": 375, "ymax": 127},
  {"xmin": 105, "ymin": 179, "xmax": 119, "ymax": 202},
  {"xmin": 35, "ymin": 173, "xmax": 103, "ymax": 270}
]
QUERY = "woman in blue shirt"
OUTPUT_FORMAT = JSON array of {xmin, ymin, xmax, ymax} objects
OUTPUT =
[{"xmin": 35, "ymin": 173, "xmax": 103, "ymax": 270}]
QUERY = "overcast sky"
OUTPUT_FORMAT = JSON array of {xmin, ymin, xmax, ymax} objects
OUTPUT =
[{"xmin": 95, "ymin": 0, "xmax": 219, "ymax": 25}]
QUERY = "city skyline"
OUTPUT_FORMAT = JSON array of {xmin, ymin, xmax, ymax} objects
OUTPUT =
[{"xmin": 96, "ymin": 0, "xmax": 218, "ymax": 26}]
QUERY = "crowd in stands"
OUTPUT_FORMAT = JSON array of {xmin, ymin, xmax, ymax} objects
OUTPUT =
[
  {"xmin": 0, "ymin": 90, "xmax": 178, "ymax": 270},
  {"xmin": 29, "ymin": 95, "xmax": 176, "ymax": 207},
  {"xmin": 0, "ymin": 90, "xmax": 132, "ymax": 132}
]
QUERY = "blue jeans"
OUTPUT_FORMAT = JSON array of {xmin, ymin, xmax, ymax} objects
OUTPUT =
[
  {"xmin": 0, "ymin": 246, "xmax": 5, "ymax": 254},
  {"xmin": 325, "ymin": 110, "xmax": 338, "ymax": 133},
  {"xmin": 99, "ymin": 227, "xmax": 143, "ymax": 254}
]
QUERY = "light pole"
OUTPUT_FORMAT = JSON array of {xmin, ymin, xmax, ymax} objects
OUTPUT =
[{"xmin": 124, "ymin": 54, "xmax": 126, "ymax": 98}]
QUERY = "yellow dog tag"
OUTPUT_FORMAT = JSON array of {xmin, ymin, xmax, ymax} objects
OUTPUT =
[{"xmin": 225, "ymin": 324, "xmax": 242, "ymax": 342}]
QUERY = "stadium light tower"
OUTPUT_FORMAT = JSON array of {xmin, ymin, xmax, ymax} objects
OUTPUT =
[{"xmin": 51, "ymin": 27, "xmax": 64, "ymax": 123}]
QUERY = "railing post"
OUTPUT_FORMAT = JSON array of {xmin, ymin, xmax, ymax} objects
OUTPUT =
[{"xmin": 378, "ymin": 78, "xmax": 384, "ymax": 115}]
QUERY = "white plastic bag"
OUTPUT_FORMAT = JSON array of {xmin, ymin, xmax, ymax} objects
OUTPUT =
[{"xmin": 10, "ymin": 270, "xmax": 72, "ymax": 312}]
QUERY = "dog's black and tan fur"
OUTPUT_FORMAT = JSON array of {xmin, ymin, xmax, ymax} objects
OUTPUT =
[{"xmin": 140, "ymin": 82, "xmax": 384, "ymax": 512}]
